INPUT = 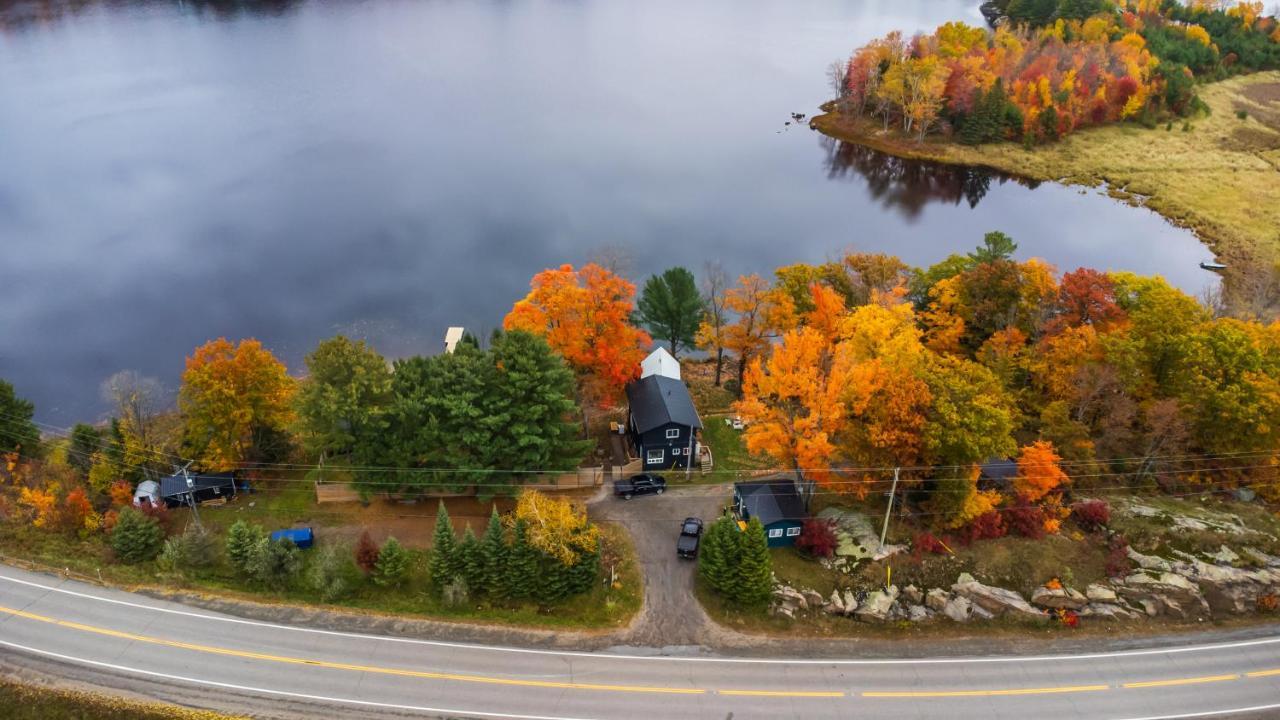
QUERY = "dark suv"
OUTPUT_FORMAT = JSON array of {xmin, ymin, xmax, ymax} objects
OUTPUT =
[
  {"xmin": 677, "ymin": 517, "xmax": 703, "ymax": 559},
  {"xmin": 613, "ymin": 473, "xmax": 666, "ymax": 500}
]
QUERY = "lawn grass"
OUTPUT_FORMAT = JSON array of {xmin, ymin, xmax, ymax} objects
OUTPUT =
[
  {"xmin": 697, "ymin": 418, "xmax": 772, "ymax": 478},
  {"xmin": 0, "ymin": 678, "xmax": 240, "ymax": 720},
  {"xmin": 813, "ymin": 72, "xmax": 1280, "ymax": 307}
]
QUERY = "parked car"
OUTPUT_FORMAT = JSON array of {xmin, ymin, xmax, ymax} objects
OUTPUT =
[
  {"xmin": 677, "ymin": 517, "xmax": 703, "ymax": 559},
  {"xmin": 613, "ymin": 473, "xmax": 666, "ymax": 500}
]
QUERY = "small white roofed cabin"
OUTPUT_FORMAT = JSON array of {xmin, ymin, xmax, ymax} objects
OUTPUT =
[
  {"xmin": 640, "ymin": 347, "xmax": 681, "ymax": 381},
  {"xmin": 443, "ymin": 327, "xmax": 466, "ymax": 354}
]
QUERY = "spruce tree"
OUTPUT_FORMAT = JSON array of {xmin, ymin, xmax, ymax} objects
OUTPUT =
[
  {"xmin": 226, "ymin": 520, "xmax": 266, "ymax": 576},
  {"xmin": 374, "ymin": 537, "xmax": 411, "ymax": 588},
  {"xmin": 698, "ymin": 516, "xmax": 739, "ymax": 596},
  {"xmin": 428, "ymin": 501, "xmax": 460, "ymax": 590},
  {"xmin": 110, "ymin": 507, "xmax": 163, "ymax": 564},
  {"xmin": 733, "ymin": 518, "xmax": 773, "ymax": 608},
  {"xmin": 479, "ymin": 507, "xmax": 509, "ymax": 598},
  {"xmin": 506, "ymin": 518, "xmax": 539, "ymax": 600},
  {"xmin": 458, "ymin": 526, "xmax": 484, "ymax": 591}
]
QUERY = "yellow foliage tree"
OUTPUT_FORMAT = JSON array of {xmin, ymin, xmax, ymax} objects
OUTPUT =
[{"xmin": 511, "ymin": 490, "xmax": 600, "ymax": 566}]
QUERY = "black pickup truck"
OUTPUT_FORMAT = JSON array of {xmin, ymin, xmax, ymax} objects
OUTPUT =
[
  {"xmin": 677, "ymin": 517, "xmax": 703, "ymax": 559},
  {"xmin": 613, "ymin": 473, "xmax": 666, "ymax": 500}
]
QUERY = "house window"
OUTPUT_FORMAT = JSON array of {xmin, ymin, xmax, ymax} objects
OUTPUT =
[
  {"xmin": 665, "ymin": 428, "xmax": 680, "ymax": 439},
  {"xmin": 786, "ymin": 526, "xmax": 801, "ymax": 537},
  {"xmin": 672, "ymin": 447, "xmax": 681, "ymax": 455},
  {"xmin": 646, "ymin": 449, "xmax": 665, "ymax": 464},
  {"xmin": 767, "ymin": 528, "xmax": 783, "ymax": 539}
]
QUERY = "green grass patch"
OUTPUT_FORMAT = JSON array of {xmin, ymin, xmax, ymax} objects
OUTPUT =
[{"xmin": 0, "ymin": 678, "xmax": 240, "ymax": 720}]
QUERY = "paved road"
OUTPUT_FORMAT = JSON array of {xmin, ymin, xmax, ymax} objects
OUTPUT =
[{"xmin": 2, "ymin": 565, "xmax": 1280, "ymax": 719}]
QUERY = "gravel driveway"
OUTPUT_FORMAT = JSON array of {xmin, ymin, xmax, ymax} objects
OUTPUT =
[{"xmin": 589, "ymin": 483, "xmax": 730, "ymax": 648}]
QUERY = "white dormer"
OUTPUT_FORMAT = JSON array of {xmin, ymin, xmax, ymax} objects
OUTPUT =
[
  {"xmin": 640, "ymin": 347, "xmax": 681, "ymax": 381},
  {"xmin": 444, "ymin": 327, "xmax": 465, "ymax": 354}
]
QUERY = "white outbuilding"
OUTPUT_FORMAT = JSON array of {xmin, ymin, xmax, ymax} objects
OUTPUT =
[
  {"xmin": 132, "ymin": 480, "xmax": 161, "ymax": 508},
  {"xmin": 640, "ymin": 347, "xmax": 681, "ymax": 381}
]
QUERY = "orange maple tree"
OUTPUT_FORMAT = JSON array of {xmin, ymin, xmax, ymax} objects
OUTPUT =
[
  {"xmin": 722, "ymin": 274, "xmax": 795, "ymax": 392},
  {"xmin": 504, "ymin": 263, "xmax": 651, "ymax": 406},
  {"xmin": 1014, "ymin": 440, "xmax": 1070, "ymax": 503}
]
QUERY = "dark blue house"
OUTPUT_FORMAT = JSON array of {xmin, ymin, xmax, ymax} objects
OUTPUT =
[
  {"xmin": 734, "ymin": 478, "xmax": 806, "ymax": 547},
  {"xmin": 625, "ymin": 374, "xmax": 702, "ymax": 471},
  {"xmin": 159, "ymin": 471, "xmax": 237, "ymax": 508}
]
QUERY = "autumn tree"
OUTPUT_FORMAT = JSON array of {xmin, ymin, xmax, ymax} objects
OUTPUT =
[
  {"xmin": 0, "ymin": 379, "xmax": 39, "ymax": 457},
  {"xmin": 1015, "ymin": 440, "xmax": 1070, "ymax": 503},
  {"xmin": 511, "ymin": 490, "xmax": 600, "ymax": 567},
  {"xmin": 504, "ymin": 263, "xmax": 651, "ymax": 406},
  {"xmin": 100, "ymin": 370, "xmax": 167, "ymax": 479},
  {"xmin": 697, "ymin": 261, "xmax": 731, "ymax": 386},
  {"xmin": 179, "ymin": 338, "xmax": 296, "ymax": 470},
  {"xmin": 1044, "ymin": 268, "xmax": 1128, "ymax": 335},
  {"xmin": 635, "ymin": 267, "xmax": 704, "ymax": 357},
  {"xmin": 293, "ymin": 336, "xmax": 393, "ymax": 461},
  {"xmin": 722, "ymin": 274, "xmax": 795, "ymax": 393}
]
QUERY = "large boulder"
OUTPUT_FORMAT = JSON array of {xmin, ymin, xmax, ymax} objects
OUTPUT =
[
  {"xmin": 842, "ymin": 590, "xmax": 859, "ymax": 615},
  {"xmin": 1079, "ymin": 603, "xmax": 1139, "ymax": 621},
  {"xmin": 906, "ymin": 604, "xmax": 931, "ymax": 622},
  {"xmin": 942, "ymin": 595, "xmax": 974, "ymax": 622},
  {"xmin": 1175, "ymin": 559, "xmax": 1280, "ymax": 615},
  {"xmin": 1031, "ymin": 584, "xmax": 1088, "ymax": 610},
  {"xmin": 901, "ymin": 585, "xmax": 923, "ymax": 605},
  {"xmin": 772, "ymin": 585, "xmax": 807, "ymax": 612},
  {"xmin": 823, "ymin": 590, "xmax": 846, "ymax": 616},
  {"xmin": 925, "ymin": 588, "xmax": 951, "ymax": 612},
  {"xmin": 855, "ymin": 585, "xmax": 899, "ymax": 623},
  {"xmin": 1085, "ymin": 583, "xmax": 1118, "ymax": 604},
  {"xmin": 1115, "ymin": 571, "xmax": 1210, "ymax": 619},
  {"xmin": 1127, "ymin": 547, "xmax": 1172, "ymax": 572},
  {"xmin": 801, "ymin": 589, "xmax": 825, "ymax": 609},
  {"xmin": 952, "ymin": 577, "xmax": 1047, "ymax": 621}
]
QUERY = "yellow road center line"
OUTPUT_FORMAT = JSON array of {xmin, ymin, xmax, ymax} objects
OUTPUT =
[
  {"xmin": 718, "ymin": 690, "xmax": 845, "ymax": 697},
  {"xmin": 0, "ymin": 605, "xmax": 702, "ymax": 695},
  {"xmin": 1246, "ymin": 669, "xmax": 1280, "ymax": 678},
  {"xmin": 863, "ymin": 684, "xmax": 1109, "ymax": 698},
  {"xmin": 1123, "ymin": 674, "xmax": 1239, "ymax": 689}
]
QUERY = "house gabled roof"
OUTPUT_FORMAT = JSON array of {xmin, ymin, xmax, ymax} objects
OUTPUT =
[
  {"xmin": 735, "ymin": 478, "xmax": 806, "ymax": 526},
  {"xmin": 159, "ymin": 472, "xmax": 236, "ymax": 499},
  {"xmin": 625, "ymin": 374, "xmax": 702, "ymax": 434},
  {"xmin": 979, "ymin": 458, "xmax": 1018, "ymax": 482}
]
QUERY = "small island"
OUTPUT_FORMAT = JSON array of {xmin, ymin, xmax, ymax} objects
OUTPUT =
[{"xmin": 813, "ymin": 0, "xmax": 1280, "ymax": 313}]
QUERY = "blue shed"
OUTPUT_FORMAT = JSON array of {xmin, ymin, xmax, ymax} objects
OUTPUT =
[
  {"xmin": 270, "ymin": 527, "xmax": 314, "ymax": 549},
  {"xmin": 733, "ymin": 478, "xmax": 806, "ymax": 547}
]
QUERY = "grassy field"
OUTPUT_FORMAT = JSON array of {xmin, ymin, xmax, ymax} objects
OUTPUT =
[
  {"xmin": 813, "ymin": 72, "xmax": 1280, "ymax": 307},
  {"xmin": 0, "ymin": 679, "xmax": 240, "ymax": 720}
]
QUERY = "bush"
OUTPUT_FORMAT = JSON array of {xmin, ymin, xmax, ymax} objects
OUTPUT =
[
  {"xmin": 354, "ymin": 530, "xmax": 380, "ymax": 575},
  {"xmin": 373, "ymin": 537, "xmax": 410, "ymax": 588},
  {"xmin": 794, "ymin": 518, "xmax": 838, "ymax": 558},
  {"xmin": 1237, "ymin": 109, "xmax": 1248, "ymax": 120},
  {"xmin": 958, "ymin": 510, "xmax": 1006, "ymax": 545},
  {"xmin": 305, "ymin": 543, "xmax": 359, "ymax": 602},
  {"xmin": 1005, "ymin": 503, "xmax": 1046, "ymax": 540},
  {"xmin": 913, "ymin": 532, "xmax": 949, "ymax": 556},
  {"xmin": 110, "ymin": 507, "xmax": 163, "ymax": 563},
  {"xmin": 157, "ymin": 524, "xmax": 218, "ymax": 572},
  {"xmin": 1070, "ymin": 500, "xmax": 1110, "ymax": 533},
  {"xmin": 138, "ymin": 502, "xmax": 174, "ymax": 535},
  {"xmin": 1105, "ymin": 534, "xmax": 1132, "ymax": 578},
  {"xmin": 249, "ymin": 538, "xmax": 301, "ymax": 591}
]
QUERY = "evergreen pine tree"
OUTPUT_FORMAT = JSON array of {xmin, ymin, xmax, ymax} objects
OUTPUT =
[
  {"xmin": 428, "ymin": 501, "xmax": 460, "ymax": 590},
  {"xmin": 506, "ymin": 518, "xmax": 539, "ymax": 600},
  {"xmin": 479, "ymin": 507, "xmax": 509, "ymax": 598},
  {"xmin": 374, "ymin": 537, "xmax": 411, "ymax": 588},
  {"xmin": 733, "ymin": 518, "xmax": 773, "ymax": 607},
  {"xmin": 535, "ymin": 557, "xmax": 570, "ymax": 604},
  {"xmin": 698, "ymin": 516, "xmax": 740, "ymax": 596},
  {"xmin": 226, "ymin": 520, "xmax": 266, "ymax": 576},
  {"xmin": 110, "ymin": 507, "xmax": 164, "ymax": 564},
  {"xmin": 566, "ymin": 544, "xmax": 600, "ymax": 596},
  {"xmin": 458, "ymin": 526, "xmax": 484, "ymax": 591}
]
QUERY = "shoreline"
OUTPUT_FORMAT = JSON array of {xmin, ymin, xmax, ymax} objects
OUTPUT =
[{"xmin": 811, "ymin": 72, "xmax": 1280, "ymax": 308}]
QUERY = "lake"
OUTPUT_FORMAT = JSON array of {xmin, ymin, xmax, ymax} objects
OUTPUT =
[{"xmin": 0, "ymin": 0, "xmax": 1214, "ymax": 425}]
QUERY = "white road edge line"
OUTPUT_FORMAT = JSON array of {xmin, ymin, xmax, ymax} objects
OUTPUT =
[
  {"xmin": 0, "ymin": 639, "xmax": 598, "ymax": 720},
  {"xmin": 5, "ymin": 567, "xmax": 1280, "ymax": 666}
]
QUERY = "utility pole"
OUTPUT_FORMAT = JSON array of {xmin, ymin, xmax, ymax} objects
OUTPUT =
[
  {"xmin": 685, "ymin": 428, "xmax": 695, "ymax": 481},
  {"xmin": 180, "ymin": 461, "xmax": 202, "ymax": 532},
  {"xmin": 878, "ymin": 467, "xmax": 900, "ymax": 551}
]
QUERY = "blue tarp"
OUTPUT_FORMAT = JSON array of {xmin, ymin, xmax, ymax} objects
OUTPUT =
[{"xmin": 269, "ymin": 527, "xmax": 314, "ymax": 549}]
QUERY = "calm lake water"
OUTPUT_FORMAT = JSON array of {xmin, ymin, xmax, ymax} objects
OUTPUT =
[{"xmin": 0, "ymin": 0, "xmax": 1214, "ymax": 424}]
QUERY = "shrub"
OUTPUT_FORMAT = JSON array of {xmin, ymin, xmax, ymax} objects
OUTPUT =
[
  {"xmin": 1070, "ymin": 500, "xmax": 1110, "ymax": 532},
  {"xmin": 958, "ymin": 510, "xmax": 1006, "ymax": 545},
  {"xmin": 1005, "ymin": 503, "xmax": 1047, "ymax": 540},
  {"xmin": 794, "ymin": 518, "xmax": 838, "ymax": 558},
  {"xmin": 354, "ymin": 530, "xmax": 380, "ymax": 575},
  {"xmin": 1105, "ymin": 534, "xmax": 1132, "ymax": 578},
  {"xmin": 138, "ymin": 502, "xmax": 174, "ymax": 535},
  {"xmin": 913, "ymin": 532, "xmax": 949, "ymax": 556},
  {"xmin": 157, "ymin": 524, "xmax": 218, "ymax": 572},
  {"xmin": 110, "ymin": 507, "xmax": 163, "ymax": 563},
  {"xmin": 226, "ymin": 520, "xmax": 266, "ymax": 577},
  {"xmin": 373, "ymin": 537, "xmax": 410, "ymax": 588},
  {"xmin": 306, "ymin": 543, "xmax": 359, "ymax": 602},
  {"xmin": 249, "ymin": 538, "xmax": 301, "ymax": 591},
  {"xmin": 1237, "ymin": 109, "xmax": 1248, "ymax": 120}
]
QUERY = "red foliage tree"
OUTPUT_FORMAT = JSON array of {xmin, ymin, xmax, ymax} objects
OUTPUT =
[
  {"xmin": 1070, "ymin": 500, "xmax": 1111, "ymax": 532},
  {"xmin": 355, "ymin": 530, "xmax": 380, "ymax": 575},
  {"xmin": 795, "ymin": 518, "xmax": 839, "ymax": 558}
]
